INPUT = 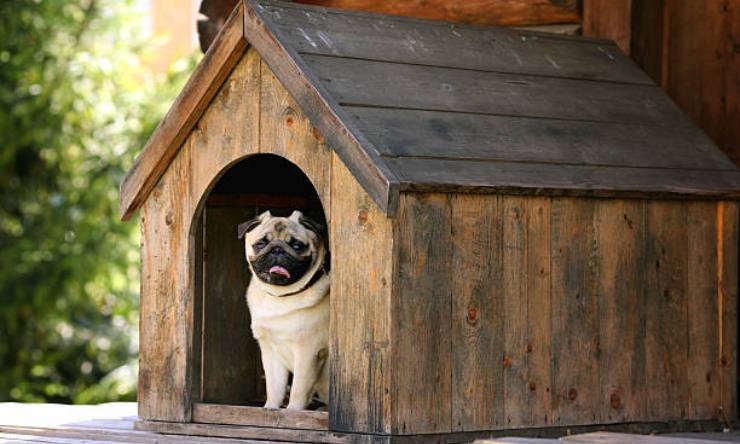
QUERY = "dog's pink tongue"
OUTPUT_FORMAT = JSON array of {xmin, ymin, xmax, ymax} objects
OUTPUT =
[{"xmin": 269, "ymin": 265, "xmax": 291, "ymax": 279}]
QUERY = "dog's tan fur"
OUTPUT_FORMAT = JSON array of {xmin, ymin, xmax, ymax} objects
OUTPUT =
[{"xmin": 243, "ymin": 210, "xmax": 329, "ymax": 410}]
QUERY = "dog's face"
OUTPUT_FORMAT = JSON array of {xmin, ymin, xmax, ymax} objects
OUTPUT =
[{"xmin": 238, "ymin": 210, "xmax": 325, "ymax": 287}]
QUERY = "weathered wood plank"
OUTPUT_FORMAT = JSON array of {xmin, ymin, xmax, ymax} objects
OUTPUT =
[
  {"xmin": 295, "ymin": 0, "xmax": 581, "ymax": 27},
  {"xmin": 346, "ymin": 107, "xmax": 734, "ymax": 171},
  {"xmin": 201, "ymin": 206, "xmax": 261, "ymax": 404},
  {"xmin": 595, "ymin": 199, "xmax": 646, "ymax": 423},
  {"xmin": 263, "ymin": 2, "xmax": 648, "ymax": 85},
  {"xmin": 259, "ymin": 58, "xmax": 333, "ymax": 218},
  {"xmin": 686, "ymin": 202, "xmax": 720, "ymax": 420},
  {"xmin": 564, "ymin": 431, "xmax": 728, "ymax": 444},
  {"xmin": 502, "ymin": 197, "xmax": 530, "ymax": 428},
  {"xmin": 449, "ymin": 194, "xmax": 503, "ymax": 431},
  {"xmin": 135, "ymin": 420, "xmax": 362, "ymax": 444},
  {"xmin": 502, "ymin": 197, "xmax": 552, "ymax": 428},
  {"xmin": 523, "ymin": 197, "xmax": 553, "ymax": 427},
  {"xmin": 329, "ymin": 153, "xmax": 393, "ymax": 434},
  {"xmin": 245, "ymin": 0, "xmax": 400, "ymax": 215},
  {"xmin": 386, "ymin": 158, "xmax": 740, "ymax": 200},
  {"xmin": 306, "ymin": 56, "xmax": 684, "ymax": 128},
  {"xmin": 120, "ymin": 3, "xmax": 247, "ymax": 220},
  {"xmin": 138, "ymin": 140, "xmax": 193, "ymax": 422},
  {"xmin": 719, "ymin": 201, "xmax": 739, "ymax": 423},
  {"xmin": 550, "ymin": 198, "xmax": 599, "ymax": 425},
  {"xmin": 392, "ymin": 193, "xmax": 452, "ymax": 434},
  {"xmin": 644, "ymin": 201, "xmax": 689, "ymax": 421},
  {"xmin": 192, "ymin": 403, "xmax": 329, "ymax": 430}
]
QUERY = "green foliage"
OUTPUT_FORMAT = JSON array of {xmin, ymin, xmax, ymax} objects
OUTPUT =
[{"xmin": 0, "ymin": 0, "xmax": 195, "ymax": 403}]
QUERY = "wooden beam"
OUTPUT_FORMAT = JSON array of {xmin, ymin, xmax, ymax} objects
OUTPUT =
[
  {"xmin": 294, "ymin": 0, "xmax": 581, "ymax": 27},
  {"xmin": 119, "ymin": 3, "xmax": 247, "ymax": 221}
]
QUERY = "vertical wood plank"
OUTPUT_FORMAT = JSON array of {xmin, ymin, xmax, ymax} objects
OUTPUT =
[
  {"xmin": 525, "ymin": 197, "xmax": 553, "ymax": 427},
  {"xmin": 719, "ymin": 201, "xmax": 739, "ymax": 423},
  {"xmin": 595, "ymin": 199, "xmax": 646, "ymax": 423},
  {"xmin": 260, "ymin": 58, "xmax": 332, "ymax": 220},
  {"xmin": 450, "ymin": 194, "xmax": 504, "ymax": 431},
  {"xmin": 644, "ymin": 200, "xmax": 689, "ymax": 421},
  {"xmin": 502, "ymin": 197, "xmax": 531, "ymax": 428},
  {"xmin": 192, "ymin": 213, "xmax": 204, "ymax": 402},
  {"xmin": 329, "ymin": 154, "xmax": 393, "ymax": 434},
  {"xmin": 502, "ymin": 197, "xmax": 552, "ymax": 428},
  {"xmin": 550, "ymin": 197, "xmax": 600, "ymax": 426},
  {"xmin": 201, "ymin": 206, "xmax": 262, "ymax": 404},
  {"xmin": 686, "ymin": 202, "xmax": 720, "ymax": 420},
  {"xmin": 392, "ymin": 192, "xmax": 453, "ymax": 434},
  {"xmin": 582, "ymin": 0, "xmax": 632, "ymax": 54}
]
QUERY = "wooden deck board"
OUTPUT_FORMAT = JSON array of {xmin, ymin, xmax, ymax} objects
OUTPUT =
[{"xmin": 1, "ymin": 404, "xmax": 739, "ymax": 443}]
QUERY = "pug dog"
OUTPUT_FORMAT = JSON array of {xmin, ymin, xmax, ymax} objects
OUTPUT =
[{"xmin": 238, "ymin": 210, "xmax": 329, "ymax": 410}]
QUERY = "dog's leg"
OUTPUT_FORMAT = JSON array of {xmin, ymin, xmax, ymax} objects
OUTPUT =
[
  {"xmin": 286, "ymin": 351, "xmax": 321, "ymax": 410},
  {"xmin": 260, "ymin": 344, "xmax": 288, "ymax": 409}
]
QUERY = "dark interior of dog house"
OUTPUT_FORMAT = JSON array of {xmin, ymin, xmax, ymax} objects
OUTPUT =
[{"xmin": 191, "ymin": 153, "xmax": 327, "ymax": 408}]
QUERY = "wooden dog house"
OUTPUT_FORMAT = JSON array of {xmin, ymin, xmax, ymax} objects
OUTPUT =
[{"xmin": 120, "ymin": 1, "xmax": 740, "ymax": 442}]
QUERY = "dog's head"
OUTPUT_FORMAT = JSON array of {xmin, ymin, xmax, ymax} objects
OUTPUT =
[{"xmin": 238, "ymin": 210, "xmax": 326, "ymax": 291}]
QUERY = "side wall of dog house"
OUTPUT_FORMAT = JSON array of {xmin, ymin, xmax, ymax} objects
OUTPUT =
[
  {"xmin": 138, "ymin": 46, "xmax": 395, "ymax": 426},
  {"xmin": 389, "ymin": 192, "xmax": 738, "ymax": 435}
]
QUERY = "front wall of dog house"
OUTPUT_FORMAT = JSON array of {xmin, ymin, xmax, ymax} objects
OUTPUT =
[
  {"xmin": 138, "ymin": 47, "xmax": 396, "ymax": 428},
  {"xmin": 387, "ymin": 192, "xmax": 738, "ymax": 435}
]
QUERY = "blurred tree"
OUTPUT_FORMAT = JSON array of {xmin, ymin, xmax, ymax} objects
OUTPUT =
[{"xmin": 0, "ymin": 0, "xmax": 195, "ymax": 403}]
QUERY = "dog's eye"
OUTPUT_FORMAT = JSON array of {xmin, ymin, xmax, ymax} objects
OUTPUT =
[
  {"xmin": 290, "ymin": 240, "xmax": 306, "ymax": 252},
  {"xmin": 253, "ymin": 238, "xmax": 268, "ymax": 251}
]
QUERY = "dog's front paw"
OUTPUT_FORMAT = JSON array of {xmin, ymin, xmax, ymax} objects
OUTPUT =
[
  {"xmin": 285, "ymin": 401, "xmax": 308, "ymax": 411},
  {"xmin": 263, "ymin": 401, "xmax": 282, "ymax": 409}
]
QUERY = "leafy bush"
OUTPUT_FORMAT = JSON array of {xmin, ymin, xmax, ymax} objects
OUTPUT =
[{"xmin": 0, "ymin": 0, "xmax": 195, "ymax": 403}]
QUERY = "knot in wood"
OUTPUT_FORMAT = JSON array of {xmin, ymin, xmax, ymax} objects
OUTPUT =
[
  {"xmin": 466, "ymin": 307, "xmax": 478, "ymax": 325},
  {"xmin": 568, "ymin": 388, "xmax": 578, "ymax": 401},
  {"xmin": 610, "ymin": 393, "xmax": 621, "ymax": 409},
  {"xmin": 357, "ymin": 209, "xmax": 369, "ymax": 225},
  {"xmin": 502, "ymin": 357, "xmax": 511, "ymax": 368},
  {"xmin": 165, "ymin": 210, "xmax": 174, "ymax": 227}
]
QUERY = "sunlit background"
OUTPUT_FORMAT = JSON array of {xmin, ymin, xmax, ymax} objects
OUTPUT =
[{"xmin": 0, "ymin": 0, "xmax": 200, "ymax": 404}]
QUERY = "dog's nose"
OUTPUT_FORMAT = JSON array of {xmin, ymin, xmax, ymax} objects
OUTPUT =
[{"xmin": 268, "ymin": 247, "xmax": 287, "ymax": 258}]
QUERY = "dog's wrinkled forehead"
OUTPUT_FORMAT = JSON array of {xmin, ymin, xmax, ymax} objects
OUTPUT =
[{"xmin": 239, "ymin": 210, "xmax": 320, "ymax": 243}]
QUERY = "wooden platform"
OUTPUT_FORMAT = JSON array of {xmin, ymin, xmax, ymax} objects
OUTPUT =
[{"xmin": 0, "ymin": 403, "xmax": 738, "ymax": 444}]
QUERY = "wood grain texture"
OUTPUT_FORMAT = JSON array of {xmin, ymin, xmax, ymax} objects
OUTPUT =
[
  {"xmin": 295, "ymin": 0, "xmax": 581, "ymax": 27},
  {"xmin": 550, "ymin": 198, "xmax": 599, "ymax": 426},
  {"xmin": 686, "ymin": 203, "xmax": 720, "ymax": 420},
  {"xmin": 200, "ymin": 206, "xmax": 261, "ymax": 404},
  {"xmin": 120, "ymin": 3, "xmax": 247, "ymax": 220},
  {"xmin": 644, "ymin": 201, "xmax": 689, "ymax": 421},
  {"xmin": 387, "ymin": 158, "xmax": 740, "ymax": 200},
  {"xmin": 582, "ymin": 0, "xmax": 632, "ymax": 54},
  {"xmin": 392, "ymin": 193, "xmax": 452, "ymax": 434},
  {"xmin": 719, "ymin": 201, "xmax": 739, "ymax": 423},
  {"xmin": 594, "ymin": 200, "xmax": 646, "ymax": 423},
  {"xmin": 346, "ymin": 107, "xmax": 733, "ymax": 171},
  {"xmin": 192, "ymin": 403, "xmax": 329, "ymax": 430},
  {"xmin": 450, "ymin": 194, "xmax": 504, "ymax": 431},
  {"xmin": 329, "ymin": 154, "xmax": 393, "ymax": 434},
  {"xmin": 305, "ymin": 56, "xmax": 684, "ymax": 128},
  {"xmin": 264, "ymin": 2, "xmax": 645, "ymax": 85},
  {"xmin": 629, "ymin": 1, "xmax": 740, "ymax": 165},
  {"xmin": 502, "ymin": 197, "xmax": 552, "ymax": 428}
]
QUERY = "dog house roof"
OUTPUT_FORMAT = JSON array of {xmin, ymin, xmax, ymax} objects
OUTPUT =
[{"xmin": 120, "ymin": 0, "xmax": 740, "ymax": 219}]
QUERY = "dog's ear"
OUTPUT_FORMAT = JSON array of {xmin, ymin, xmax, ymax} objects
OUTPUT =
[{"xmin": 237, "ymin": 217, "xmax": 261, "ymax": 239}]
